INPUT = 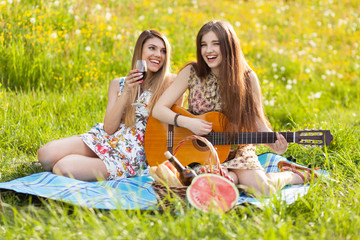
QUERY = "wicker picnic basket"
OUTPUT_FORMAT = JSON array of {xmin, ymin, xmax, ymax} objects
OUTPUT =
[{"xmin": 152, "ymin": 135, "xmax": 226, "ymax": 208}]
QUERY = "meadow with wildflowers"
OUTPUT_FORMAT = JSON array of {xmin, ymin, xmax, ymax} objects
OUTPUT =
[{"xmin": 1, "ymin": 0, "xmax": 360, "ymax": 239}]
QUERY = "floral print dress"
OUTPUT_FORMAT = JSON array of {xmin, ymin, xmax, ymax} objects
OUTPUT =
[
  {"xmin": 81, "ymin": 77, "xmax": 151, "ymax": 180},
  {"xmin": 188, "ymin": 67, "xmax": 264, "ymax": 171}
]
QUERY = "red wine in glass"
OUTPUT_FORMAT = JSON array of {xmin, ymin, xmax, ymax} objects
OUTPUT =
[
  {"xmin": 138, "ymin": 71, "xmax": 146, "ymax": 81},
  {"xmin": 136, "ymin": 60, "xmax": 147, "ymax": 82},
  {"xmin": 132, "ymin": 60, "xmax": 147, "ymax": 106}
]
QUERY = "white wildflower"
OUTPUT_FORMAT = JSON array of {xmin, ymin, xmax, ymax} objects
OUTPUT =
[
  {"xmin": 308, "ymin": 92, "xmax": 322, "ymax": 100},
  {"xmin": 1, "ymin": 1, "xmax": 6, "ymax": 5},
  {"xmin": 75, "ymin": 29, "xmax": 81, "ymax": 35},
  {"xmin": 235, "ymin": 21, "xmax": 241, "ymax": 27},
  {"xmin": 85, "ymin": 46, "xmax": 91, "ymax": 51},
  {"xmin": 96, "ymin": 4, "xmax": 102, "ymax": 10},
  {"xmin": 264, "ymin": 99, "xmax": 275, "ymax": 106},
  {"xmin": 50, "ymin": 32, "xmax": 58, "ymax": 39},
  {"xmin": 309, "ymin": 40, "xmax": 316, "ymax": 48},
  {"xmin": 69, "ymin": 8, "xmax": 74, "ymax": 14},
  {"xmin": 305, "ymin": 68, "xmax": 311, "ymax": 74},
  {"xmin": 321, "ymin": 75, "xmax": 326, "ymax": 80},
  {"xmin": 105, "ymin": 12, "xmax": 111, "ymax": 21},
  {"xmin": 274, "ymin": 75, "xmax": 279, "ymax": 79},
  {"xmin": 113, "ymin": 34, "xmax": 122, "ymax": 40},
  {"xmin": 286, "ymin": 84, "xmax": 292, "ymax": 90},
  {"xmin": 54, "ymin": 1, "xmax": 59, "ymax": 6},
  {"xmin": 30, "ymin": 17, "xmax": 36, "ymax": 24},
  {"xmin": 139, "ymin": 15, "xmax": 145, "ymax": 21},
  {"xmin": 168, "ymin": 7, "xmax": 173, "ymax": 14},
  {"xmin": 280, "ymin": 66, "xmax": 285, "ymax": 72},
  {"xmin": 8, "ymin": 0, "xmax": 12, "ymax": 3}
]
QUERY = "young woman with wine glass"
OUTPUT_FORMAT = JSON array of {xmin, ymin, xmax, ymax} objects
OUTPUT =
[
  {"xmin": 38, "ymin": 30, "xmax": 179, "ymax": 181},
  {"xmin": 152, "ymin": 20, "xmax": 318, "ymax": 196}
]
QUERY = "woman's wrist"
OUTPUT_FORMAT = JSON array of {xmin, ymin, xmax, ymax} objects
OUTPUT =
[{"xmin": 174, "ymin": 113, "xmax": 181, "ymax": 127}]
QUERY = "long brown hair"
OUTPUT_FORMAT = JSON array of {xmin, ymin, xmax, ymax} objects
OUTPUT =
[
  {"xmin": 194, "ymin": 20, "xmax": 268, "ymax": 132},
  {"xmin": 124, "ymin": 30, "xmax": 171, "ymax": 127}
]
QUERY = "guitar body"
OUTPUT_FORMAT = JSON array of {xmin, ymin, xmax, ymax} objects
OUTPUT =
[
  {"xmin": 145, "ymin": 105, "xmax": 231, "ymax": 167},
  {"xmin": 145, "ymin": 105, "xmax": 333, "ymax": 167}
]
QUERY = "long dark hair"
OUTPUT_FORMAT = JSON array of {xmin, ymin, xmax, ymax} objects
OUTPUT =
[{"xmin": 194, "ymin": 20, "xmax": 268, "ymax": 132}]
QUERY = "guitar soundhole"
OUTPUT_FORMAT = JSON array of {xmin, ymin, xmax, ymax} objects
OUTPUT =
[{"xmin": 192, "ymin": 139, "xmax": 210, "ymax": 152}]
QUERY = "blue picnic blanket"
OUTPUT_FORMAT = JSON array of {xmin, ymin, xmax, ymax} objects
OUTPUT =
[{"xmin": 0, "ymin": 153, "xmax": 328, "ymax": 209}]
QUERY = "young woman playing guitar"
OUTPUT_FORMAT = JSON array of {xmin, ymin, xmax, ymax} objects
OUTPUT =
[{"xmin": 152, "ymin": 20, "xmax": 318, "ymax": 196}]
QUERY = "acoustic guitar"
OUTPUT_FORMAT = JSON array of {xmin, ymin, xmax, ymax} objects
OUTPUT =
[{"xmin": 144, "ymin": 105, "xmax": 333, "ymax": 167}]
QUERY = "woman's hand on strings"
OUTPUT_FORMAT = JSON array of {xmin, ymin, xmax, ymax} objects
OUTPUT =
[
  {"xmin": 186, "ymin": 118, "xmax": 213, "ymax": 136},
  {"xmin": 269, "ymin": 132, "xmax": 288, "ymax": 155}
]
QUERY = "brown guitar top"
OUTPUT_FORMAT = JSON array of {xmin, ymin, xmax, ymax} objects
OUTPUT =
[{"xmin": 144, "ymin": 105, "xmax": 231, "ymax": 167}]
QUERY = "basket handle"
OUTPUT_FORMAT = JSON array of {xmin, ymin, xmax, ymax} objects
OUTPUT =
[{"xmin": 173, "ymin": 135, "xmax": 225, "ymax": 177}]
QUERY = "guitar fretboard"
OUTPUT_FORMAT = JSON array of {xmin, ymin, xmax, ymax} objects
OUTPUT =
[{"xmin": 203, "ymin": 132, "xmax": 295, "ymax": 145}]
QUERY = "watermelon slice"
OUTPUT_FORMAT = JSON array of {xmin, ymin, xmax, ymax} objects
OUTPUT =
[{"xmin": 186, "ymin": 174, "xmax": 239, "ymax": 213}]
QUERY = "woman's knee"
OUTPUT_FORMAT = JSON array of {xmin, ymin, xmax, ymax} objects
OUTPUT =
[
  {"xmin": 234, "ymin": 169, "xmax": 276, "ymax": 197},
  {"xmin": 52, "ymin": 160, "xmax": 71, "ymax": 177},
  {"xmin": 37, "ymin": 142, "xmax": 57, "ymax": 170}
]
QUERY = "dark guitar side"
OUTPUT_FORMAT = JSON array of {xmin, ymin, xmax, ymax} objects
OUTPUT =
[{"xmin": 144, "ymin": 105, "xmax": 231, "ymax": 167}]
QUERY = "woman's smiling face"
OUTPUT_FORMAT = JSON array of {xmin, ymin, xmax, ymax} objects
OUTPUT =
[
  {"xmin": 200, "ymin": 31, "xmax": 222, "ymax": 75},
  {"xmin": 141, "ymin": 37, "xmax": 166, "ymax": 73}
]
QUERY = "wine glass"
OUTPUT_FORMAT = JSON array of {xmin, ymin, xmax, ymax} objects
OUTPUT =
[{"xmin": 132, "ymin": 60, "xmax": 147, "ymax": 107}]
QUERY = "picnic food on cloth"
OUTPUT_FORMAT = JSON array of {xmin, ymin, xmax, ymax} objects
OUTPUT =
[
  {"xmin": 164, "ymin": 151, "xmax": 197, "ymax": 186},
  {"xmin": 186, "ymin": 173, "xmax": 239, "ymax": 213},
  {"xmin": 150, "ymin": 135, "xmax": 239, "ymax": 212},
  {"xmin": 149, "ymin": 161, "xmax": 183, "ymax": 187}
]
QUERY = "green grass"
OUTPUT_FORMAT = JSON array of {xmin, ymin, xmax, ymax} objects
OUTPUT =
[{"xmin": 1, "ymin": 0, "xmax": 360, "ymax": 239}]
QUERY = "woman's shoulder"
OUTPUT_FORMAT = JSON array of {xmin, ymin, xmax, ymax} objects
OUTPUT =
[
  {"xmin": 109, "ymin": 77, "xmax": 126, "ymax": 87},
  {"xmin": 108, "ymin": 77, "xmax": 126, "ymax": 94}
]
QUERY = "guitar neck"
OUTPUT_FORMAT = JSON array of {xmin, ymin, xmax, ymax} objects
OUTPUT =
[{"xmin": 204, "ymin": 132, "xmax": 295, "ymax": 145}]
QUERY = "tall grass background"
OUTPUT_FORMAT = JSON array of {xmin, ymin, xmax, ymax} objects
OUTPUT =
[{"xmin": 1, "ymin": 0, "xmax": 359, "ymax": 239}]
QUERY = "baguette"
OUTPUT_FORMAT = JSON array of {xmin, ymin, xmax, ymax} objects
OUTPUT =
[
  {"xmin": 155, "ymin": 164, "xmax": 184, "ymax": 187},
  {"xmin": 149, "ymin": 166, "xmax": 163, "ymax": 183}
]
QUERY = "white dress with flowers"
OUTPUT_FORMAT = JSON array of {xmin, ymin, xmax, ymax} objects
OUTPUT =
[{"xmin": 81, "ymin": 77, "xmax": 150, "ymax": 180}]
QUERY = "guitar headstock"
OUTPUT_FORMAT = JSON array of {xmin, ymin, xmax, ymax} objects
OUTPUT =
[{"xmin": 294, "ymin": 130, "xmax": 333, "ymax": 146}]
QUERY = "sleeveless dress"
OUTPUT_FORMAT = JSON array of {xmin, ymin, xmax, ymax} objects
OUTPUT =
[
  {"xmin": 81, "ymin": 77, "xmax": 150, "ymax": 180},
  {"xmin": 187, "ymin": 67, "xmax": 264, "ymax": 171}
]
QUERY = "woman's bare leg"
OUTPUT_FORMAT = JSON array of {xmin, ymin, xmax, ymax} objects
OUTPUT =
[
  {"xmin": 266, "ymin": 171, "xmax": 303, "ymax": 189},
  {"xmin": 232, "ymin": 169, "xmax": 277, "ymax": 197},
  {"xmin": 37, "ymin": 136, "xmax": 97, "ymax": 171},
  {"xmin": 228, "ymin": 169, "xmax": 304, "ymax": 197},
  {"xmin": 52, "ymin": 154, "xmax": 107, "ymax": 181}
]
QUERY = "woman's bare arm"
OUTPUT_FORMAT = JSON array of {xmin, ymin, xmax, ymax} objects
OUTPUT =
[{"xmin": 152, "ymin": 66, "xmax": 213, "ymax": 135}]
